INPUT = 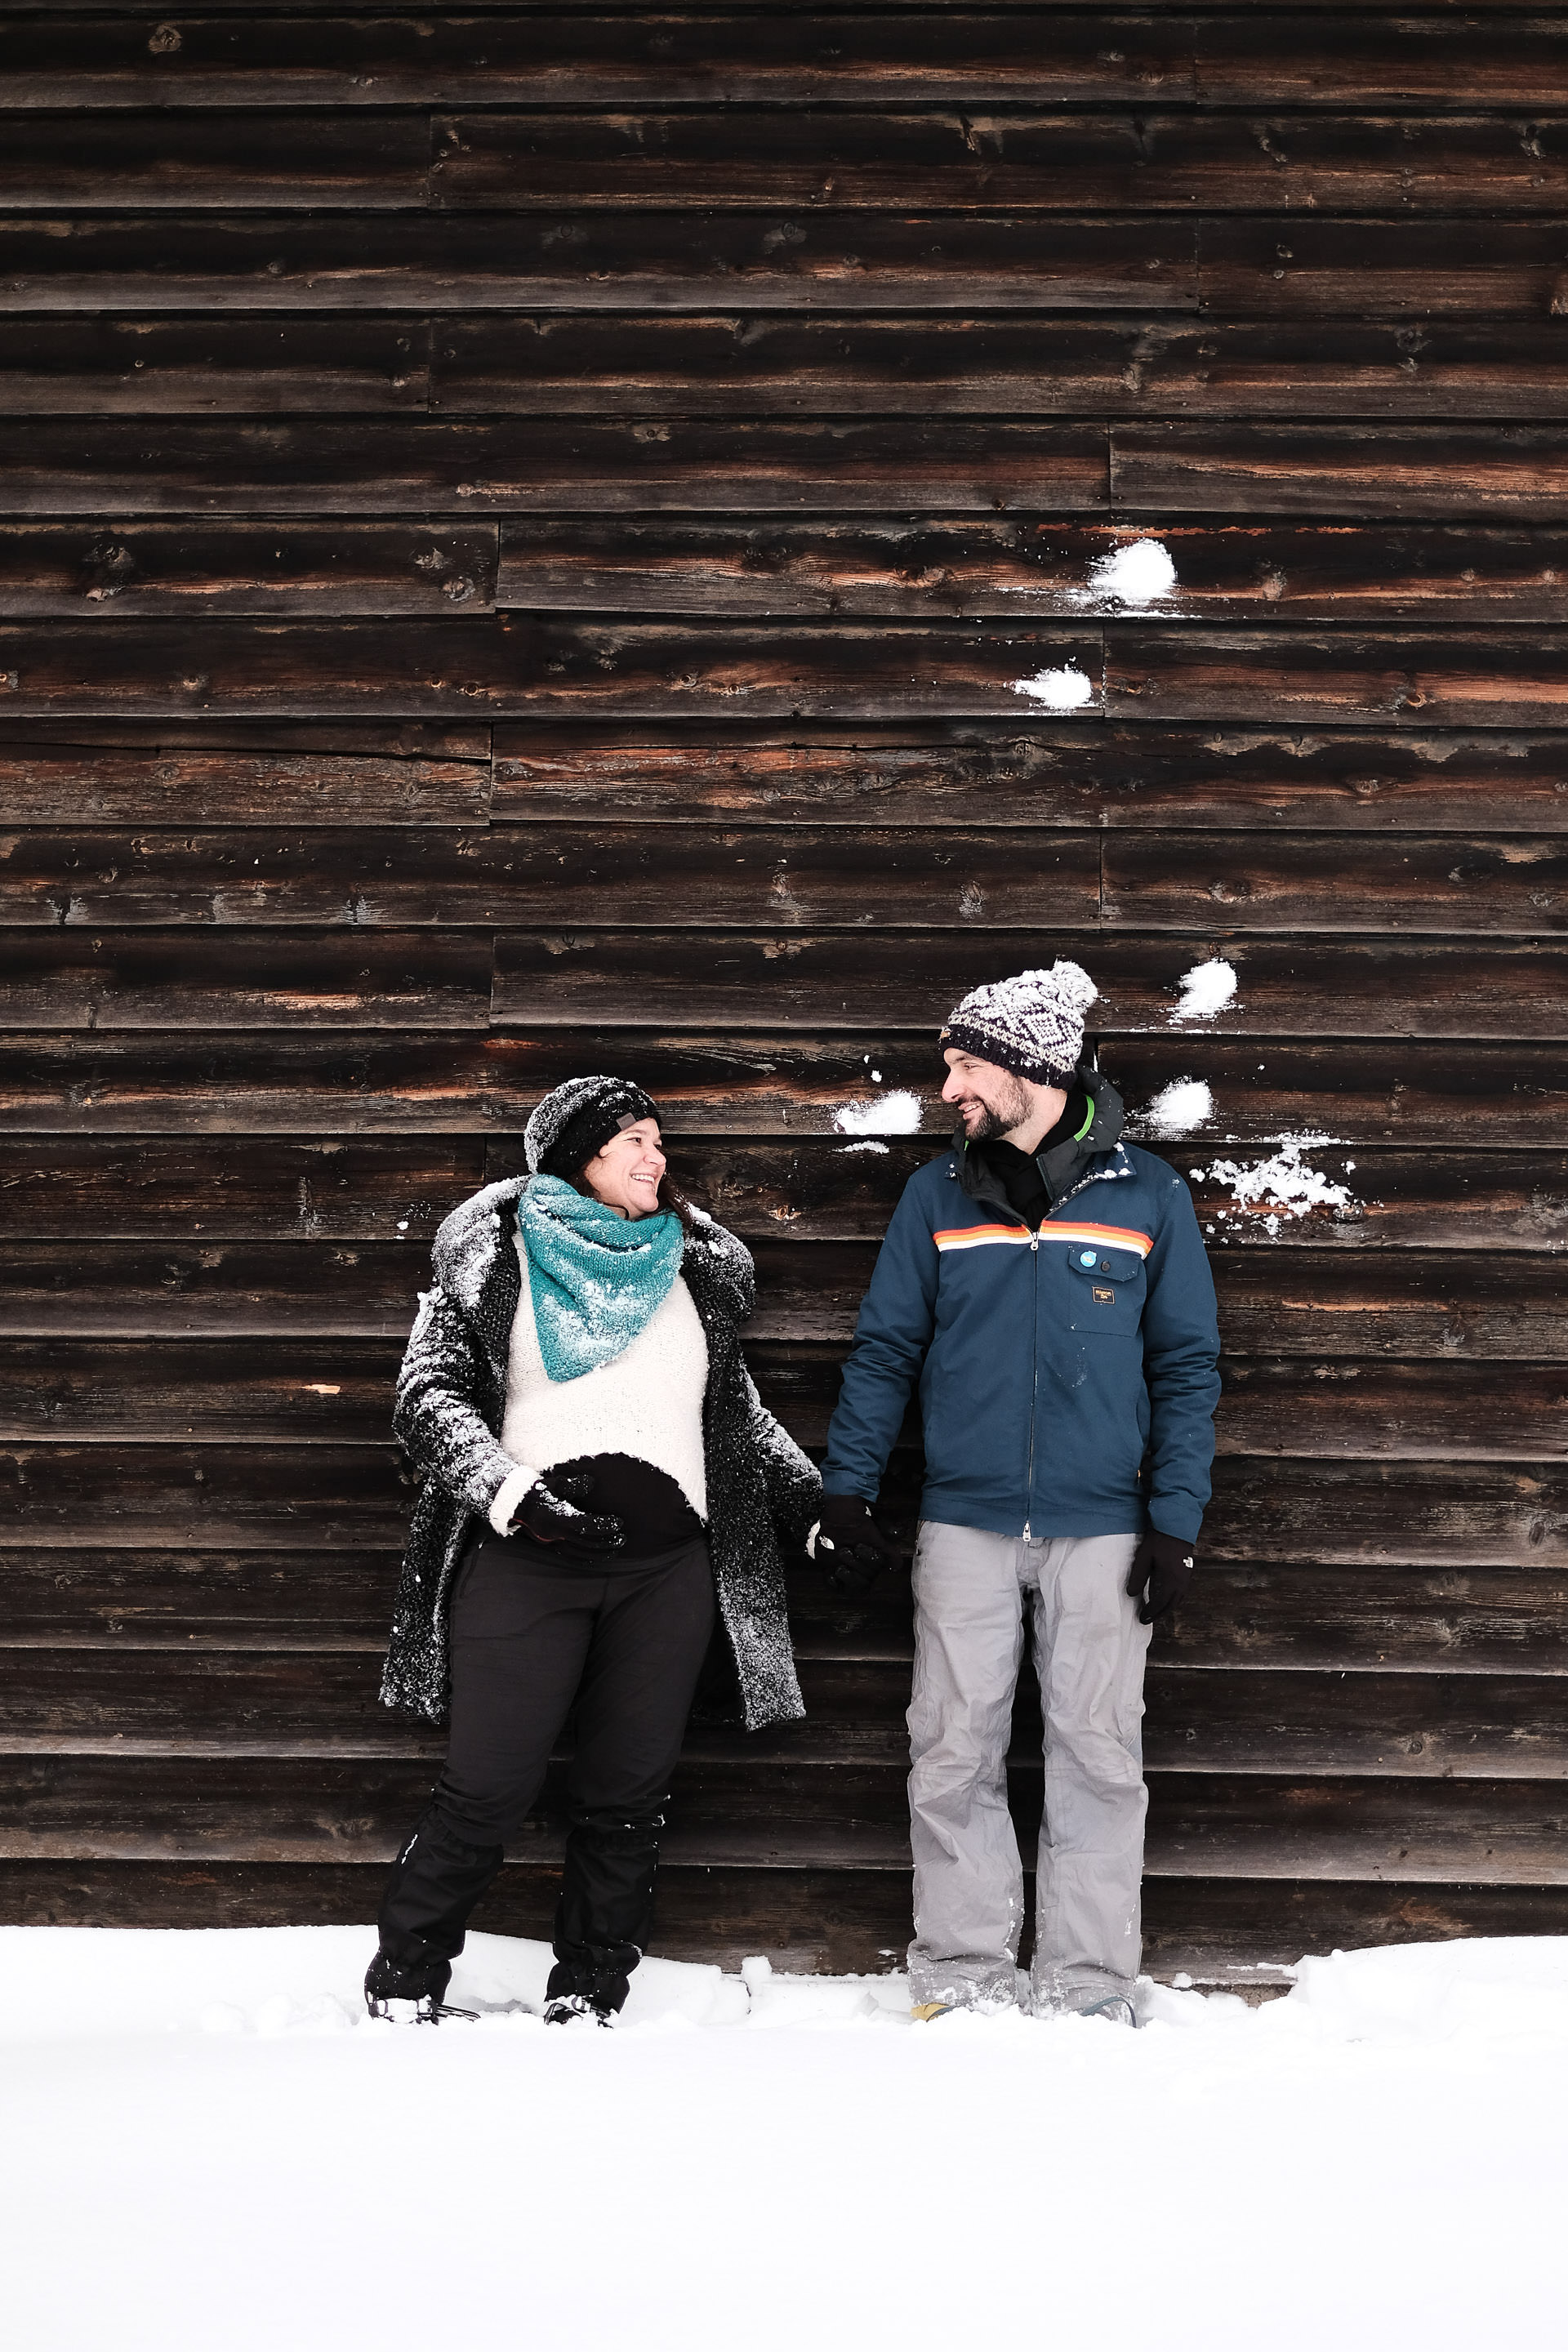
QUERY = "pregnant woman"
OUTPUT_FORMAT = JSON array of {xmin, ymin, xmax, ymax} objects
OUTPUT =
[{"xmin": 368, "ymin": 1075, "xmax": 819, "ymax": 2025}]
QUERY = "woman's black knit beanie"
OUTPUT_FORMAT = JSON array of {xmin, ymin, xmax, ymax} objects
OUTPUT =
[{"xmin": 523, "ymin": 1075, "xmax": 662, "ymax": 1180}]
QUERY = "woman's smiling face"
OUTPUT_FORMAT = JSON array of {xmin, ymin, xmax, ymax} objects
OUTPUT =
[{"xmin": 581, "ymin": 1118, "xmax": 667, "ymax": 1219}]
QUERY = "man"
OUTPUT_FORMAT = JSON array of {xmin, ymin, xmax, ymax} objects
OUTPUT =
[{"xmin": 811, "ymin": 963, "xmax": 1220, "ymax": 2023}]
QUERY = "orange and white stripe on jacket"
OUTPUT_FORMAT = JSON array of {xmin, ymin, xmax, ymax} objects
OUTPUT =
[{"xmin": 932, "ymin": 1219, "xmax": 1154, "ymax": 1258}]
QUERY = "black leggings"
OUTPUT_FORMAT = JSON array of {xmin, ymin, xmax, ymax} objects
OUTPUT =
[{"xmin": 378, "ymin": 1526, "xmax": 716, "ymax": 2010}]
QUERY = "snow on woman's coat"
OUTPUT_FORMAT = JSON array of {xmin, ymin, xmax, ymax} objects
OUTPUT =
[{"xmin": 379, "ymin": 1178, "xmax": 817, "ymax": 1733}]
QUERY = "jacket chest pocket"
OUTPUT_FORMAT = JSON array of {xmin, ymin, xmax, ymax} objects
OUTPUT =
[{"xmin": 1062, "ymin": 1245, "xmax": 1146, "ymax": 1334}]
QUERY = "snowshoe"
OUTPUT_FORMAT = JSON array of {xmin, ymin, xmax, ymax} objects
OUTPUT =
[
  {"xmin": 543, "ymin": 1992, "xmax": 616, "ymax": 2029},
  {"xmin": 364, "ymin": 1948, "xmax": 478, "ymax": 2025}
]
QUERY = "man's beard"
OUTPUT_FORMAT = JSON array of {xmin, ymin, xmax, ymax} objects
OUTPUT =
[{"xmin": 956, "ymin": 1073, "xmax": 1034, "ymax": 1143}]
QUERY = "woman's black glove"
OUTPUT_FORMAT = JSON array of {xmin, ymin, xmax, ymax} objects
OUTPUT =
[
  {"xmin": 510, "ymin": 1472, "xmax": 626, "ymax": 1552},
  {"xmin": 808, "ymin": 1494, "xmax": 906, "ymax": 1595},
  {"xmin": 1125, "ymin": 1528, "xmax": 1196, "ymax": 1624}
]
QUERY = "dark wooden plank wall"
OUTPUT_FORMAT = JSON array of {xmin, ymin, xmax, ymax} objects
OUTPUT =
[{"xmin": 2, "ymin": 2, "xmax": 1566, "ymax": 1983}]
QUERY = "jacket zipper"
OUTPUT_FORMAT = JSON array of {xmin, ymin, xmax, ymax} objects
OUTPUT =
[{"xmin": 1023, "ymin": 1229, "xmax": 1040, "ymax": 1538}]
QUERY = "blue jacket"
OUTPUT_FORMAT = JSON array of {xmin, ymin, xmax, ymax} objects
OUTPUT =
[{"xmin": 820, "ymin": 1080, "xmax": 1221, "ymax": 1544}]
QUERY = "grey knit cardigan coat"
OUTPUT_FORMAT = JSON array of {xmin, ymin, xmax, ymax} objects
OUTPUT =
[{"xmin": 379, "ymin": 1177, "xmax": 817, "ymax": 1734}]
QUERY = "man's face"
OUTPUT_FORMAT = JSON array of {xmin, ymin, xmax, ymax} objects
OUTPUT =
[{"xmin": 941, "ymin": 1049, "xmax": 1036, "ymax": 1142}]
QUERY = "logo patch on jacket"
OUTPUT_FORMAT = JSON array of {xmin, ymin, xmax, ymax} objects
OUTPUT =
[{"xmin": 1092, "ymin": 1285, "xmax": 1116, "ymax": 1304}]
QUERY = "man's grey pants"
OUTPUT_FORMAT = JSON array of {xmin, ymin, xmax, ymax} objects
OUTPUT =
[{"xmin": 906, "ymin": 1521, "xmax": 1151, "ymax": 2013}]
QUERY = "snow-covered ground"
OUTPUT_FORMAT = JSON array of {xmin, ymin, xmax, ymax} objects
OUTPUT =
[{"xmin": 5, "ymin": 1927, "xmax": 1566, "ymax": 2351}]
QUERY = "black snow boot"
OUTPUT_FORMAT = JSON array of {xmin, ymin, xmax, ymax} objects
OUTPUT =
[{"xmin": 363, "ymin": 1948, "xmax": 476, "ymax": 2025}]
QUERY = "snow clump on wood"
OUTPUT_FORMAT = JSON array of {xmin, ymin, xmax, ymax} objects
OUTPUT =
[
  {"xmin": 1169, "ymin": 958, "xmax": 1238, "ymax": 1023},
  {"xmin": 1135, "ymin": 1077, "xmax": 1214, "ymax": 1138},
  {"xmin": 835, "ymin": 1090, "xmax": 922, "ymax": 1137},
  {"xmin": 1196, "ymin": 1135, "xmax": 1360, "ymax": 1239},
  {"xmin": 1081, "ymin": 537, "xmax": 1178, "ymax": 608},
  {"xmin": 1010, "ymin": 663, "xmax": 1095, "ymax": 710}
]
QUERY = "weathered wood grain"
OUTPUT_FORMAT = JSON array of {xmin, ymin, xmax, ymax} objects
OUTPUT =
[
  {"xmin": 1114, "ymin": 424, "xmax": 1568, "ymax": 519},
  {"xmin": 432, "ymin": 315, "xmax": 1568, "ymax": 422},
  {"xmin": 1199, "ymin": 218, "xmax": 1568, "ymax": 318},
  {"xmin": 0, "ymin": 212, "xmax": 1199, "ymax": 313},
  {"xmin": 430, "ymin": 109, "xmax": 1568, "ymax": 215},
  {"xmin": 0, "ymin": 15, "xmax": 1198, "ymax": 109},
  {"xmin": 2, "ymin": 1035, "xmax": 1563, "ymax": 1147},
  {"xmin": 0, "ymin": 318, "xmax": 432, "ymax": 414},
  {"xmin": 0, "ymin": 728, "xmax": 489, "ymax": 824},
  {"xmin": 497, "ymin": 519, "xmax": 1568, "ymax": 624},
  {"xmin": 19, "ymin": 615, "xmax": 1568, "ymax": 725},
  {"xmin": 0, "ymin": 523, "xmax": 497, "ymax": 618},
  {"xmin": 0, "ymin": 109, "xmax": 428, "ymax": 207},
  {"xmin": 1194, "ymin": 16, "xmax": 1568, "ymax": 108},
  {"xmin": 1109, "ymin": 628, "xmax": 1568, "ymax": 728},
  {"xmin": 491, "ymin": 723, "xmax": 1568, "ymax": 833},
  {"xmin": 0, "ymin": 1240, "xmax": 1561, "ymax": 1359},
  {"xmin": 2, "ymin": 1650, "xmax": 1565, "ymax": 1779},
  {"xmin": 1164, "ymin": 1565, "xmax": 1568, "ymax": 1676},
  {"xmin": 494, "ymin": 931, "xmax": 1568, "ymax": 1039},
  {"xmin": 0, "ymin": 932, "xmax": 493, "ymax": 1031},
  {"xmin": 1148, "ymin": 1776, "xmax": 1568, "ymax": 1882},
  {"xmin": 3, "ymin": 1340, "xmax": 1561, "ymax": 1460},
  {"xmin": 1102, "ymin": 831, "xmax": 1568, "ymax": 934},
  {"xmin": 0, "ymin": 418, "xmax": 1107, "ymax": 515},
  {"xmin": 1, "ymin": 1136, "xmax": 1557, "ymax": 1256},
  {"xmin": 0, "ymin": 1138, "xmax": 486, "ymax": 1240},
  {"xmin": 0, "ymin": 826, "xmax": 1103, "ymax": 929}
]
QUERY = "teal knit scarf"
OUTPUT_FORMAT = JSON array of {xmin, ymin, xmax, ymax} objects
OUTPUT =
[{"xmin": 518, "ymin": 1175, "xmax": 685, "ymax": 1383}]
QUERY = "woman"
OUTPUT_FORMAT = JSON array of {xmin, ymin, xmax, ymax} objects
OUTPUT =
[{"xmin": 368, "ymin": 1074, "xmax": 819, "ymax": 2024}]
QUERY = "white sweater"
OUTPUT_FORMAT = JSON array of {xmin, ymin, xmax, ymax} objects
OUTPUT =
[{"xmin": 488, "ymin": 1238, "xmax": 710, "ymax": 1535}]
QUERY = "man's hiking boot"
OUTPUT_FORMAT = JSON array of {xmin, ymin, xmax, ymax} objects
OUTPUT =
[{"xmin": 910, "ymin": 2002, "xmax": 957, "ymax": 2023}]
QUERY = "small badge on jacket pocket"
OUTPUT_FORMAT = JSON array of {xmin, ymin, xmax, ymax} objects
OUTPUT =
[{"xmin": 1092, "ymin": 1285, "xmax": 1116, "ymax": 1304}]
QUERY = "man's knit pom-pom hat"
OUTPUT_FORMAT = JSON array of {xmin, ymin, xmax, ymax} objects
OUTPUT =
[
  {"xmin": 940, "ymin": 961, "xmax": 1099, "ymax": 1085},
  {"xmin": 523, "ymin": 1074, "xmax": 661, "ymax": 1179}
]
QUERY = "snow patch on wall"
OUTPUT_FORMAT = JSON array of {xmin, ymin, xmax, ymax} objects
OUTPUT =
[
  {"xmin": 1010, "ymin": 663, "xmax": 1095, "ymax": 710},
  {"xmin": 1134, "ymin": 1077, "xmax": 1214, "ymax": 1138},
  {"xmin": 839, "ymin": 1139, "xmax": 890, "ymax": 1155},
  {"xmin": 835, "ymin": 1091, "xmax": 922, "ymax": 1137},
  {"xmin": 1169, "ymin": 958, "xmax": 1238, "ymax": 1024},
  {"xmin": 1196, "ymin": 1134, "xmax": 1361, "ymax": 1238},
  {"xmin": 1081, "ymin": 537, "xmax": 1178, "ymax": 608}
]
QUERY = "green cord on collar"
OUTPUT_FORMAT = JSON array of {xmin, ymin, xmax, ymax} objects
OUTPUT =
[{"xmin": 1074, "ymin": 1096, "xmax": 1095, "ymax": 1142}]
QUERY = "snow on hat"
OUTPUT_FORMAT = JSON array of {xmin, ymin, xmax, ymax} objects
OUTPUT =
[
  {"xmin": 523, "ymin": 1075, "xmax": 662, "ymax": 1178},
  {"xmin": 939, "ymin": 962, "xmax": 1099, "ymax": 1085}
]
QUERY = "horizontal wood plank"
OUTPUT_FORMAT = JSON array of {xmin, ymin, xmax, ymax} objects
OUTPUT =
[
  {"xmin": 432, "ymin": 314, "xmax": 1568, "ymax": 423},
  {"xmin": 0, "ymin": 317, "xmax": 432, "ymax": 415},
  {"xmin": 494, "ymin": 931, "xmax": 1568, "ymax": 1036},
  {"xmin": 0, "ymin": 1136, "xmax": 1557, "ymax": 1256},
  {"xmin": 497, "ymin": 519, "xmax": 1568, "ymax": 625},
  {"xmin": 0, "ymin": 523, "xmax": 497, "ymax": 618},
  {"xmin": 0, "ymin": 418, "xmax": 1109, "ymax": 516},
  {"xmin": 2, "ymin": 1340, "xmax": 1562, "ymax": 1459},
  {"xmin": 0, "ymin": 1241, "xmax": 1562, "ymax": 1360},
  {"xmin": 1108, "ymin": 628, "xmax": 1568, "ymax": 728},
  {"xmin": 1199, "ymin": 218, "xmax": 1568, "ymax": 318},
  {"xmin": 1114, "ymin": 425, "xmax": 1568, "ymax": 519},
  {"xmin": 1101, "ymin": 831, "xmax": 1568, "ymax": 934},
  {"xmin": 1, "ymin": 1035, "xmax": 1563, "ymax": 1149},
  {"xmin": 0, "ymin": 933, "xmax": 493, "ymax": 1031},
  {"xmin": 491, "ymin": 723, "xmax": 1568, "ymax": 833},
  {"xmin": 1, "ymin": 1445, "xmax": 1564, "ymax": 1566},
  {"xmin": 0, "ymin": 728, "xmax": 490, "ymax": 824},
  {"xmin": 0, "ymin": 110, "xmax": 429, "ymax": 207},
  {"xmin": 16, "ymin": 617, "xmax": 1568, "ymax": 725},
  {"xmin": 0, "ymin": 15, "xmax": 1199, "ymax": 109},
  {"xmin": 430, "ymin": 109, "xmax": 1568, "ymax": 216},
  {"xmin": 0, "ymin": 212, "xmax": 1199, "ymax": 313},
  {"xmin": 0, "ymin": 825, "xmax": 1103, "ymax": 929}
]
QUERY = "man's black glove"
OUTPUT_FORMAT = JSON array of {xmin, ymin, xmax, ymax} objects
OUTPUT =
[
  {"xmin": 509, "ymin": 1472, "xmax": 626, "ymax": 1552},
  {"xmin": 808, "ymin": 1493, "xmax": 906, "ymax": 1595},
  {"xmin": 1126, "ymin": 1528, "xmax": 1196, "ymax": 1624}
]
